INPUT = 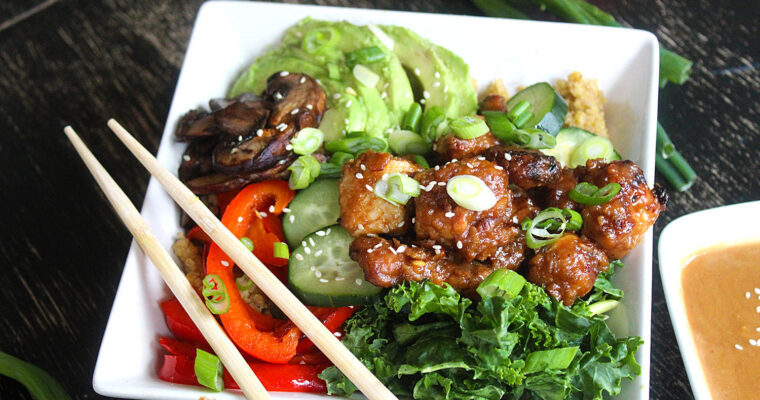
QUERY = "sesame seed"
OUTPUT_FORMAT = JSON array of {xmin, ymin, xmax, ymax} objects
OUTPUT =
[
  {"xmin": 432, "ymin": 81, "xmax": 441, "ymax": 87},
  {"xmin": 504, "ymin": 153, "xmax": 512, "ymax": 161},
  {"xmin": 756, "ymin": 306, "xmax": 760, "ymax": 313},
  {"xmin": 221, "ymin": 260, "xmax": 230, "ymax": 267},
  {"xmin": 344, "ymin": 118, "xmax": 350, "ymax": 125},
  {"xmin": 495, "ymin": 165, "xmax": 504, "ymax": 170},
  {"xmin": 310, "ymin": 266, "xmax": 316, "ymax": 271},
  {"xmin": 315, "ymin": 250, "xmax": 323, "ymax": 257},
  {"xmin": 333, "ymin": 93, "xmax": 341, "ymax": 100},
  {"xmin": 445, "ymin": 212, "xmax": 455, "ymax": 218},
  {"xmin": 428, "ymin": 209, "xmax": 434, "ymax": 215},
  {"xmin": 256, "ymin": 129, "xmax": 264, "ymax": 136},
  {"xmin": 237, "ymin": 216, "xmax": 244, "ymax": 222},
  {"xmin": 357, "ymin": 223, "xmax": 365, "ymax": 231},
  {"xmin": 316, "ymin": 231, "xmax": 326, "ymax": 236},
  {"xmin": 373, "ymin": 243, "xmax": 383, "ymax": 249},
  {"xmin": 366, "ymin": 184, "xmax": 374, "ymax": 192},
  {"xmin": 434, "ymin": 249, "xmax": 441, "ymax": 254},
  {"xmin": 304, "ymin": 247, "xmax": 311, "ymax": 254},
  {"xmin": 433, "ymin": 245, "xmax": 442, "ymax": 250},
  {"xmin": 290, "ymin": 108, "xmax": 300, "ymax": 115},
  {"xmin": 367, "ymin": 249, "xmax": 374, "ymax": 253},
  {"xmin": 444, "ymin": 85, "xmax": 449, "ymax": 93},
  {"xmin": 302, "ymin": 241, "xmax": 307, "ymax": 247},
  {"xmin": 306, "ymin": 104, "xmax": 313, "ymax": 110},
  {"xmin": 381, "ymin": 92, "xmax": 387, "ymax": 99},
  {"xmin": 398, "ymin": 220, "xmax": 405, "ymax": 227},
  {"xmin": 466, "ymin": 162, "xmax": 473, "ymax": 168},
  {"xmin": 434, "ymin": 71, "xmax": 441, "ymax": 79},
  {"xmin": 420, "ymin": 99, "xmax": 426, "ymax": 104},
  {"xmin": 360, "ymin": 164, "xmax": 366, "ymax": 171},
  {"xmin": 259, "ymin": 211, "xmax": 268, "ymax": 218},
  {"xmin": 456, "ymin": 241, "xmax": 463, "ymax": 249},
  {"xmin": 274, "ymin": 92, "xmax": 283, "ymax": 100},
  {"xmin": 334, "ymin": 331, "xmax": 342, "ymax": 337},
  {"xmin": 285, "ymin": 144, "xmax": 293, "ymax": 151},
  {"xmin": 755, "ymin": 288, "xmax": 760, "ymax": 294},
  {"xmin": 268, "ymin": 205, "xmax": 275, "ymax": 213},
  {"xmin": 319, "ymin": 278, "xmax": 329, "ymax": 283},
  {"xmin": 182, "ymin": 155, "xmax": 191, "ymax": 161},
  {"xmin": 355, "ymin": 278, "xmax": 363, "ymax": 285},
  {"xmin": 276, "ymin": 123, "xmax": 288, "ymax": 131},
  {"xmin": 345, "ymin": 100, "xmax": 353, "ymax": 108},
  {"xmin": 750, "ymin": 339, "xmax": 758, "ymax": 346},
  {"xmin": 335, "ymin": 277, "xmax": 345, "ymax": 281},
  {"xmin": 405, "ymin": 92, "xmax": 412, "ymax": 99},
  {"xmin": 346, "ymin": 87, "xmax": 357, "ymax": 96},
  {"xmin": 315, "ymin": 271, "xmax": 322, "ymax": 278},
  {"xmin": 438, "ymin": 181, "xmax": 446, "ymax": 186},
  {"xmin": 434, "ymin": 165, "xmax": 440, "ymax": 170},
  {"xmin": 316, "ymin": 79, "xmax": 322, "ymax": 85},
  {"xmin": 414, "ymin": 67, "xmax": 421, "ymax": 76},
  {"xmin": 309, "ymin": 238, "xmax": 315, "ymax": 246},
  {"xmin": 389, "ymin": 247, "xmax": 397, "ymax": 255},
  {"xmin": 397, "ymin": 245, "xmax": 407, "ymax": 253},
  {"xmin": 756, "ymin": 327, "xmax": 760, "ymax": 332},
  {"xmin": 280, "ymin": 71, "xmax": 290, "ymax": 76},
  {"xmin": 279, "ymin": 159, "xmax": 287, "ymax": 164},
  {"xmin": 423, "ymin": 90, "xmax": 430, "ymax": 99},
  {"xmin": 295, "ymin": 254, "xmax": 304, "ymax": 261},
  {"xmin": 477, "ymin": 156, "xmax": 485, "ymax": 160},
  {"xmin": 283, "ymin": 207, "xmax": 291, "ymax": 213},
  {"xmin": 366, "ymin": 233, "xmax": 377, "ymax": 237},
  {"xmin": 736, "ymin": 344, "xmax": 744, "ymax": 350},
  {"xmin": 451, "ymin": 159, "xmax": 458, "ymax": 162},
  {"xmin": 412, "ymin": 217, "xmax": 416, "ymax": 224},
  {"xmin": 326, "ymin": 228, "xmax": 331, "ymax": 235},
  {"xmin": 300, "ymin": 76, "xmax": 306, "ymax": 84},
  {"xmin": 512, "ymin": 216, "xmax": 519, "ymax": 224},
  {"xmin": 289, "ymin": 215, "xmax": 295, "ymax": 223},
  {"xmin": 747, "ymin": 292, "xmax": 752, "ymax": 299},
  {"xmin": 356, "ymin": 173, "xmax": 364, "ymax": 179}
]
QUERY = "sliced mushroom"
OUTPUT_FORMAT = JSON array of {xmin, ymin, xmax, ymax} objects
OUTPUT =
[
  {"xmin": 185, "ymin": 161, "xmax": 293, "ymax": 194},
  {"xmin": 175, "ymin": 109, "xmax": 217, "ymax": 141},
  {"xmin": 213, "ymin": 100, "xmax": 270, "ymax": 137},
  {"xmin": 178, "ymin": 137, "xmax": 217, "ymax": 182}
]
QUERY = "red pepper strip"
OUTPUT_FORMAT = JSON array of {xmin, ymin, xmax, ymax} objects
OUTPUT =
[
  {"xmin": 207, "ymin": 181, "xmax": 300, "ymax": 363},
  {"xmin": 296, "ymin": 306, "xmax": 356, "ymax": 353},
  {"xmin": 160, "ymin": 299, "xmax": 208, "ymax": 346},
  {"xmin": 158, "ymin": 337, "xmax": 212, "ymax": 359},
  {"xmin": 186, "ymin": 226, "xmax": 211, "ymax": 244},
  {"xmin": 289, "ymin": 350, "xmax": 330, "ymax": 366},
  {"xmin": 157, "ymin": 354, "xmax": 328, "ymax": 393}
]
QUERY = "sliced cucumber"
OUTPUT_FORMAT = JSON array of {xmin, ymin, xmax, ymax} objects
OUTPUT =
[
  {"xmin": 288, "ymin": 225, "xmax": 382, "ymax": 307},
  {"xmin": 282, "ymin": 179, "xmax": 341, "ymax": 248},
  {"xmin": 542, "ymin": 127, "xmax": 621, "ymax": 167},
  {"xmin": 506, "ymin": 82, "xmax": 567, "ymax": 135}
]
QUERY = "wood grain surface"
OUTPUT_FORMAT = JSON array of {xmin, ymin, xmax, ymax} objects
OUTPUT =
[{"xmin": 0, "ymin": 1, "xmax": 757, "ymax": 399}]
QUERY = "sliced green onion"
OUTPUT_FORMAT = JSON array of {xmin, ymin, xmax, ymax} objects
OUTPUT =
[
  {"xmin": 327, "ymin": 63, "xmax": 340, "ymax": 80},
  {"xmin": 330, "ymin": 151, "xmax": 353, "ymax": 166},
  {"xmin": 570, "ymin": 136, "xmax": 614, "ymax": 166},
  {"xmin": 413, "ymin": 155, "xmax": 430, "ymax": 169},
  {"xmin": 367, "ymin": 23, "xmax": 394, "ymax": 50},
  {"xmin": 375, "ymin": 173, "xmax": 420, "ymax": 205},
  {"xmin": 588, "ymin": 299, "xmax": 620, "ymax": 315},
  {"xmin": 656, "ymin": 151, "xmax": 696, "ymax": 192},
  {"xmin": 656, "ymin": 122, "xmax": 675, "ymax": 159},
  {"xmin": 389, "ymin": 130, "xmax": 430, "ymax": 155},
  {"xmin": 318, "ymin": 163, "xmax": 342, "ymax": 178},
  {"xmin": 563, "ymin": 208, "xmax": 583, "ymax": 231},
  {"xmin": 482, "ymin": 111, "xmax": 517, "ymax": 142},
  {"xmin": 525, "ymin": 207, "xmax": 581, "ymax": 232},
  {"xmin": 0, "ymin": 351, "xmax": 71, "ymax": 400},
  {"xmin": 450, "ymin": 116, "xmax": 489, "ymax": 139},
  {"xmin": 236, "ymin": 275, "xmax": 254, "ymax": 292},
  {"xmin": 288, "ymin": 155, "xmax": 320, "ymax": 190},
  {"xmin": 525, "ymin": 208, "xmax": 567, "ymax": 249},
  {"xmin": 239, "ymin": 236, "xmax": 254, "ymax": 251},
  {"xmin": 345, "ymin": 46, "xmax": 386, "ymax": 68},
  {"xmin": 302, "ymin": 27, "xmax": 340, "ymax": 54},
  {"xmin": 324, "ymin": 136, "xmax": 388, "ymax": 154},
  {"xmin": 202, "ymin": 274, "xmax": 230, "ymax": 315},
  {"xmin": 524, "ymin": 128, "xmax": 557, "ymax": 149},
  {"xmin": 568, "ymin": 182, "xmax": 621, "ymax": 205},
  {"xmin": 352, "ymin": 64, "xmax": 380, "ymax": 88},
  {"xmin": 512, "ymin": 111, "xmax": 534, "ymax": 129},
  {"xmin": 291, "ymin": 128, "xmax": 324, "ymax": 155},
  {"xmin": 446, "ymin": 175, "xmax": 497, "ymax": 211},
  {"xmin": 273, "ymin": 241, "xmax": 289, "ymax": 259},
  {"xmin": 506, "ymin": 100, "xmax": 531, "ymax": 122},
  {"xmin": 420, "ymin": 105, "xmax": 446, "ymax": 143},
  {"xmin": 476, "ymin": 268, "xmax": 526, "ymax": 299},
  {"xmin": 194, "ymin": 349, "xmax": 224, "ymax": 391},
  {"xmin": 402, "ymin": 103, "xmax": 423, "ymax": 133}
]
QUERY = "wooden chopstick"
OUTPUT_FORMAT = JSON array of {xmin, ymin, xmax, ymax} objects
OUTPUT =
[
  {"xmin": 62, "ymin": 126, "xmax": 269, "ymax": 400},
  {"xmin": 106, "ymin": 118, "xmax": 398, "ymax": 400}
]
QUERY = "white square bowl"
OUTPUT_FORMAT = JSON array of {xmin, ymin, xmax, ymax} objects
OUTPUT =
[
  {"xmin": 658, "ymin": 200, "xmax": 760, "ymax": 400},
  {"xmin": 92, "ymin": 2, "xmax": 660, "ymax": 399}
]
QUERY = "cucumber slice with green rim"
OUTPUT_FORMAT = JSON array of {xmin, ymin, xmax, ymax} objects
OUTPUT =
[
  {"xmin": 506, "ymin": 82, "xmax": 567, "ymax": 135},
  {"xmin": 288, "ymin": 225, "xmax": 382, "ymax": 306},
  {"xmin": 282, "ymin": 178, "xmax": 341, "ymax": 248},
  {"xmin": 542, "ymin": 127, "xmax": 621, "ymax": 167}
]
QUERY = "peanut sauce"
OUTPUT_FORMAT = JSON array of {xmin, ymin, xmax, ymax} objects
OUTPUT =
[{"xmin": 681, "ymin": 241, "xmax": 760, "ymax": 400}]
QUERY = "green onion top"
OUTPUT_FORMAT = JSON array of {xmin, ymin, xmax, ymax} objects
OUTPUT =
[
  {"xmin": 291, "ymin": 127, "xmax": 324, "ymax": 155},
  {"xmin": 194, "ymin": 349, "xmax": 224, "ymax": 391},
  {"xmin": 345, "ymin": 46, "xmax": 386, "ymax": 68},
  {"xmin": 273, "ymin": 241, "xmax": 290, "ymax": 259},
  {"xmin": 239, "ymin": 236, "xmax": 255, "ymax": 252},
  {"xmin": 446, "ymin": 175, "xmax": 497, "ymax": 211},
  {"xmin": 374, "ymin": 173, "xmax": 421, "ymax": 205},
  {"xmin": 302, "ymin": 27, "xmax": 340, "ymax": 54},
  {"xmin": 388, "ymin": 130, "xmax": 430, "ymax": 156},
  {"xmin": 568, "ymin": 182, "xmax": 621, "ymax": 205},
  {"xmin": 450, "ymin": 116, "xmax": 489, "ymax": 140}
]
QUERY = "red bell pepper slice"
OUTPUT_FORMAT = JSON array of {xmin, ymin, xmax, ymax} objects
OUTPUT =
[
  {"xmin": 206, "ymin": 180, "xmax": 301, "ymax": 363},
  {"xmin": 157, "ymin": 354, "xmax": 328, "ymax": 393},
  {"xmin": 296, "ymin": 306, "xmax": 356, "ymax": 353},
  {"xmin": 158, "ymin": 337, "xmax": 212, "ymax": 359},
  {"xmin": 160, "ymin": 298, "xmax": 209, "ymax": 346}
]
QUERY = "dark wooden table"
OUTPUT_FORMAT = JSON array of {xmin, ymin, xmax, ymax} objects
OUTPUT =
[{"xmin": 1, "ymin": 0, "xmax": 757, "ymax": 399}]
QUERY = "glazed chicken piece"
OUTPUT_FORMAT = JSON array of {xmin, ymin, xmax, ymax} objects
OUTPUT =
[
  {"xmin": 580, "ymin": 159, "xmax": 667, "ymax": 260},
  {"xmin": 414, "ymin": 157, "xmax": 515, "ymax": 262},
  {"xmin": 434, "ymin": 132, "xmax": 501, "ymax": 162},
  {"xmin": 510, "ymin": 185, "xmax": 541, "ymax": 224},
  {"xmin": 527, "ymin": 233, "xmax": 609, "ymax": 306},
  {"xmin": 538, "ymin": 166, "xmax": 584, "ymax": 211},
  {"xmin": 339, "ymin": 150, "xmax": 422, "ymax": 236},
  {"xmin": 483, "ymin": 145, "xmax": 562, "ymax": 190},
  {"xmin": 349, "ymin": 236, "xmax": 499, "ymax": 296}
]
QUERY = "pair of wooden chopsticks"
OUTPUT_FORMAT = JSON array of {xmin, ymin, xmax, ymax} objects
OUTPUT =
[{"xmin": 64, "ymin": 120, "xmax": 397, "ymax": 400}]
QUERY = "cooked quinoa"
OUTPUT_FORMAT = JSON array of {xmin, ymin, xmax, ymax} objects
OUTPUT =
[
  {"xmin": 555, "ymin": 71, "xmax": 608, "ymax": 137},
  {"xmin": 481, "ymin": 78, "xmax": 509, "ymax": 100},
  {"xmin": 172, "ymin": 233, "xmax": 271, "ymax": 315}
]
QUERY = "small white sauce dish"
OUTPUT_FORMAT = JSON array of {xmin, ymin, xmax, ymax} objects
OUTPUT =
[{"xmin": 658, "ymin": 200, "xmax": 760, "ymax": 400}]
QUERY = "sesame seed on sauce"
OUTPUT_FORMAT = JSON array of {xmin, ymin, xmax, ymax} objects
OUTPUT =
[
  {"xmin": 504, "ymin": 153, "xmax": 512, "ymax": 161},
  {"xmin": 456, "ymin": 241, "xmax": 463, "ymax": 249},
  {"xmin": 495, "ymin": 165, "xmax": 504, "ymax": 170},
  {"xmin": 300, "ymin": 76, "xmax": 306, "ymax": 84},
  {"xmin": 306, "ymin": 104, "xmax": 313, "ymax": 110},
  {"xmin": 285, "ymin": 144, "xmax": 293, "ymax": 151},
  {"xmin": 237, "ymin": 216, "xmax": 244, "ymax": 222},
  {"xmin": 736, "ymin": 344, "xmax": 744, "ymax": 350},
  {"xmin": 182, "ymin": 155, "xmax": 191, "ymax": 161},
  {"xmin": 295, "ymin": 254, "xmax": 304, "ymax": 261},
  {"xmin": 290, "ymin": 108, "xmax": 300, "ymax": 115},
  {"xmin": 280, "ymin": 71, "xmax": 289, "ymax": 76},
  {"xmin": 356, "ymin": 173, "xmax": 364, "ymax": 179},
  {"xmin": 221, "ymin": 260, "xmax": 230, "ymax": 267},
  {"xmin": 750, "ymin": 339, "xmax": 758, "ymax": 346},
  {"xmin": 389, "ymin": 247, "xmax": 397, "ymax": 255},
  {"xmin": 256, "ymin": 129, "xmax": 264, "ymax": 136},
  {"xmin": 366, "ymin": 233, "xmax": 377, "ymax": 237},
  {"xmin": 466, "ymin": 162, "xmax": 473, "ymax": 168},
  {"xmin": 274, "ymin": 92, "xmax": 283, "ymax": 100},
  {"xmin": 747, "ymin": 292, "xmax": 751, "ymax": 299},
  {"xmin": 451, "ymin": 159, "xmax": 458, "ymax": 163},
  {"xmin": 373, "ymin": 243, "xmax": 382, "ymax": 249},
  {"xmin": 756, "ymin": 306, "xmax": 760, "ymax": 313},
  {"xmin": 357, "ymin": 224, "xmax": 365, "ymax": 231},
  {"xmin": 412, "ymin": 217, "xmax": 416, "ymax": 224},
  {"xmin": 268, "ymin": 205, "xmax": 275, "ymax": 213},
  {"xmin": 365, "ymin": 184, "xmax": 374, "ymax": 192},
  {"xmin": 445, "ymin": 212, "xmax": 455, "ymax": 218},
  {"xmin": 755, "ymin": 288, "xmax": 760, "ymax": 294},
  {"xmin": 428, "ymin": 209, "xmax": 434, "ymax": 215},
  {"xmin": 259, "ymin": 211, "xmax": 268, "ymax": 218},
  {"xmin": 434, "ymin": 165, "xmax": 440, "ymax": 170},
  {"xmin": 360, "ymin": 164, "xmax": 366, "ymax": 171},
  {"xmin": 433, "ymin": 245, "xmax": 442, "ymax": 250},
  {"xmin": 397, "ymin": 245, "xmax": 407, "ymax": 253},
  {"xmin": 276, "ymin": 123, "xmax": 288, "ymax": 131},
  {"xmin": 334, "ymin": 331, "xmax": 342, "ymax": 337},
  {"xmin": 438, "ymin": 181, "xmax": 446, "ymax": 186}
]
